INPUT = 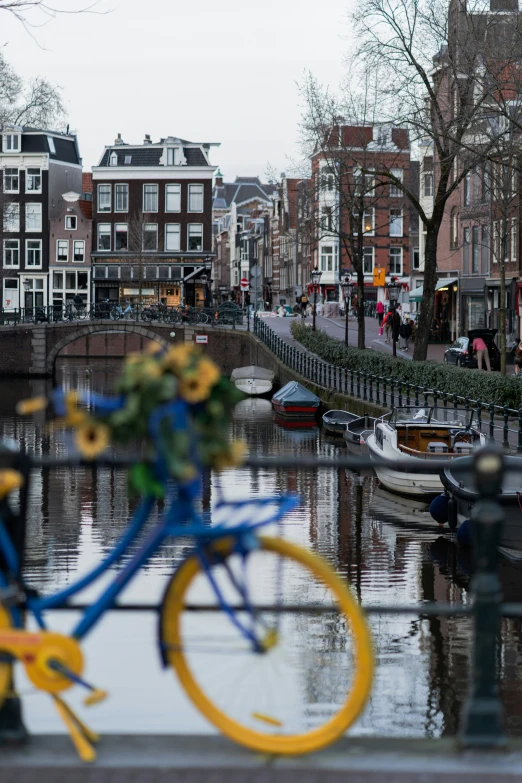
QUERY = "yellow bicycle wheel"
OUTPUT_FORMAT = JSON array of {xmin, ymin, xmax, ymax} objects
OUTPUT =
[
  {"xmin": 161, "ymin": 535, "xmax": 373, "ymax": 755},
  {"xmin": 0, "ymin": 601, "xmax": 14, "ymax": 711}
]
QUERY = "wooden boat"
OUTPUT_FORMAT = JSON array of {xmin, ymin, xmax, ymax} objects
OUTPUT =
[
  {"xmin": 322, "ymin": 410, "xmax": 358, "ymax": 435},
  {"xmin": 366, "ymin": 406, "xmax": 485, "ymax": 499},
  {"xmin": 342, "ymin": 414, "xmax": 377, "ymax": 455},
  {"xmin": 231, "ymin": 365, "xmax": 275, "ymax": 396},
  {"xmin": 271, "ymin": 381, "xmax": 320, "ymax": 421},
  {"xmin": 440, "ymin": 455, "xmax": 522, "ymax": 555}
]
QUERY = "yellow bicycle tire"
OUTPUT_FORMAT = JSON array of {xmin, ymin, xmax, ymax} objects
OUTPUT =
[
  {"xmin": 161, "ymin": 535, "xmax": 374, "ymax": 756},
  {"xmin": 0, "ymin": 601, "xmax": 14, "ymax": 710}
]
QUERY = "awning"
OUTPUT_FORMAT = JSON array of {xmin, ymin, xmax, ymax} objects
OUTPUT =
[{"xmin": 409, "ymin": 278, "xmax": 458, "ymax": 303}]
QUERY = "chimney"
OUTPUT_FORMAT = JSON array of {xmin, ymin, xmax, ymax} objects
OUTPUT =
[
  {"xmin": 215, "ymin": 167, "xmax": 224, "ymax": 187},
  {"xmin": 115, "ymin": 133, "xmax": 124, "ymax": 145},
  {"xmin": 144, "ymin": 134, "xmax": 151, "ymax": 144}
]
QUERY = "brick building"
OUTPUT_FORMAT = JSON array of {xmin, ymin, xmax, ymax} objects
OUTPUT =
[
  {"xmin": 49, "ymin": 191, "xmax": 92, "ymax": 309},
  {"xmin": 0, "ymin": 125, "xmax": 82, "ymax": 310},
  {"xmin": 91, "ymin": 134, "xmax": 217, "ymax": 306}
]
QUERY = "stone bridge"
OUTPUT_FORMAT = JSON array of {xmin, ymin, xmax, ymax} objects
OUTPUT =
[{"xmin": 0, "ymin": 320, "xmax": 262, "ymax": 377}]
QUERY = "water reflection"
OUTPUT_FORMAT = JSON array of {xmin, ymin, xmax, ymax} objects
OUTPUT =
[{"xmin": 1, "ymin": 358, "xmax": 522, "ymax": 737}]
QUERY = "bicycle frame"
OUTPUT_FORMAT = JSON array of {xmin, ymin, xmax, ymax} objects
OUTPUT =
[{"xmin": 0, "ymin": 492, "xmax": 298, "ymax": 648}]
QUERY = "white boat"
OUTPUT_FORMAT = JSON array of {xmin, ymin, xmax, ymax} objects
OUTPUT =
[
  {"xmin": 231, "ymin": 365, "xmax": 275, "ymax": 396},
  {"xmin": 366, "ymin": 406, "xmax": 486, "ymax": 499}
]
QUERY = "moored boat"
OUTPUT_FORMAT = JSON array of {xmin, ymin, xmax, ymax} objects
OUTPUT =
[
  {"xmin": 440, "ymin": 455, "xmax": 522, "ymax": 555},
  {"xmin": 366, "ymin": 406, "xmax": 485, "ymax": 499},
  {"xmin": 271, "ymin": 381, "xmax": 320, "ymax": 421},
  {"xmin": 342, "ymin": 414, "xmax": 377, "ymax": 455},
  {"xmin": 322, "ymin": 410, "xmax": 359, "ymax": 435},
  {"xmin": 231, "ymin": 366, "xmax": 275, "ymax": 396}
]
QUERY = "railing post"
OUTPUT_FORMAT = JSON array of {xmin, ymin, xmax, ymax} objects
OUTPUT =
[
  {"xmin": 390, "ymin": 378, "xmax": 395, "ymax": 407},
  {"xmin": 356, "ymin": 371, "xmax": 361, "ymax": 399},
  {"xmin": 442, "ymin": 391, "xmax": 448, "ymax": 408},
  {"xmin": 489, "ymin": 403, "xmax": 496, "ymax": 443},
  {"xmin": 423, "ymin": 386, "xmax": 429, "ymax": 407},
  {"xmin": 328, "ymin": 364, "xmax": 332, "ymax": 389},
  {"xmin": 344, "ymin": 368, "xmax": 348, "ymax": 395},
  {"xmin": 398, "ymin": 380, "xmax": 403, "ymax": 407},
  {"xmin": 453, "ymin": 393, "xmax": 458, "ymax": 412},
  {"xmin": 369, "ymin": 374, "xmax": 373, "ymax": 403},
  {"xmin": 350, "ymin": 369, "xmax": 354, "ymax": 397},
  {"xmin": 415, "ymin": 385, "xmax": 420, "ymax": 407},
  {"xmin": 376, "ymin": 376, "xmax": 380, "ymax": 404},
  {"xmin": 383, "ymin": 377, "xmax": 387, "ymax": 406},
  {"xmin": 518, "ymin": 408, "xmax": 522, "ymax": 454},
  {"xmin": 476, "ymin": 401, "xmax": 482, "ymax": 433},
  {"xmin": 433, "ymin": 387, "xmax": 439, "ymax": 408},
  {"xmin": 405, "ymin": 382, "xmax": 410, "ymax": 406},
  {"xmin": 363, "ymin": 371, "xmax": 367, "ymax": 401},
  {"xmin": 503, "ymin": 406, "xmax": 509, "ymax": 450},
  {"xmin": 460, "ymin": 448, "xmax": 506, "ymax": 749}
]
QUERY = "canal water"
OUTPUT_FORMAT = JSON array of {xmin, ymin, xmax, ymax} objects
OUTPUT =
[{"xmin": 2, "ymin": 357, "xmax": 522, "ymax": 738}]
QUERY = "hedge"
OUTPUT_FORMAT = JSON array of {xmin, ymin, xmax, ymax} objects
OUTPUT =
[{"xmin": 290, "ymin": 321, "xmax": 522, "ymax": 409}]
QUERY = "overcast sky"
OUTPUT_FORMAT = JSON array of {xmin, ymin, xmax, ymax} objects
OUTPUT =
[{"xmin": 3, "ymin": 0, "xmax": 351, "ymax": 181}]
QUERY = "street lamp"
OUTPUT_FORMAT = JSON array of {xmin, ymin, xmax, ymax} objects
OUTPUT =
[
  {"xmin": 311, "ymin": 267, "xmax": 322, "ymax": 332},
  {"xmin": 341, "ymin": 272, "xmax": 355, "ymax": 347},
  {"xmin": 386, "ymin": 275, "xmax": 402, "ymax": 357}
]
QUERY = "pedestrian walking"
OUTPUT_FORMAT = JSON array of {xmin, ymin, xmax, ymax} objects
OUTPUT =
[
  {"xmin": 399, "ymin": 317, "xmax": 412, "ymax": 351},
  {"xmin": 472, "ymin": 335, "xmax": 491, "ymax": 371},
  {"xmin": 376, "ymin": 300, "xmax": 385, "ymax": 326},
  {"xmin": 391, "ymin": 309, "xmax": 401, "ymax": 347},
  {"xmin": 299, "ymin": 294, "xmax": 309, "ymax": 319},
  {"xmin": 383, "ymin": 310, "xmax": 392, "ymax": 343}
]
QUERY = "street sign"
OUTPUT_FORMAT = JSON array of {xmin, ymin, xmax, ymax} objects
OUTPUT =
[
  {"xmin": 250, "ymin": 265, "xmax": 261, "ymax": 278},
  {"xmin": 250, "ymin": 277, "xmax": 260, "ymax": 289},
  {"xmin": 373, "ymin": 268, "xmax": 386, "ymax": 287},
  {"xmin": 194, "ymin": 334, "xmax": 208, "ymax": 344},
  {"xmin": 240, "ymin": 278, "xmax": 249, "ymax": 291}
]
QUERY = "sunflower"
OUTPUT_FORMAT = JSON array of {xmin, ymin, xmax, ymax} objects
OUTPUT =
[
  {"xmin": 16, "ymin": 396, "xmax": 48, "ymax": 415},
  {"xmin": 64, "ymin": 390, "xmax": 88, "ymax": 427},
  {"xmin": 146, "ymin": 340, "xmax": 163, "ymax": 356},
  {"xmin": 0, "ymin": 470, "xmax": 24, "ymax": 499},
  {"xmin": 194, "ymin": 357, "xmax": 220, "ymax": 388},
  {"xmin": 74, "ymin": 420, "xmax": 111, "ymax": 460},
  {"xmin": 163, "ymin": 344, "xmax": 196, "ymax": 374},
  {"xmin": 214, "ymin": 439, "xmax": 247, "ymax": 471},
  {"xmin": 179, "ymin": 372, "xmax": 214, "ymax": 404}
]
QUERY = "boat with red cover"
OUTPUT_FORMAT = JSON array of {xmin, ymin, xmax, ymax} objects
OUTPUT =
[{"xmin": 271, "ymin": 381, "xmax": 320, "ymax": 421}]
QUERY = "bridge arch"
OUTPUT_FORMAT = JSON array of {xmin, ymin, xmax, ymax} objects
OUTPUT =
[{"xmin": 47, "ymin": 322, "xmax": 171, "ymax": 373}]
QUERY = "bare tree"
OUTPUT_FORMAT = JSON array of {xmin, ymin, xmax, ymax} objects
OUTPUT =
[
  {"xmin": 299, "ymin": 70, "xmax": 409, "ymax": 349},
  {"xmin": 0, "ymin": 52, "xmax": 65, "ymax": 129},
  {"xmin": 127, "ymin": 213, "xmax": 155, "ymax": 310},
  {"xmin": 350, "ymin": 0, "xmax": 522, "ymax": 361},
  {"xmin": 0, "ymin": 0, "xmax": 105, "ymax": 38}
]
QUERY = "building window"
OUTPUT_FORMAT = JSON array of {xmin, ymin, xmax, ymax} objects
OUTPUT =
[
  {"xmin": 451, "ymin": 208, "xmax": 458, "ymax": 248},
  {"xmin": 26, "ymin": 168, "xmax": 41, "ymax": 193},
  {"xmin": 363, "ymin": 247, "xmax": 374, "ymax": 274},
  {"xmin": 124, "ymin": 155, "xmax": 132, "ymax": 165},
  {"xmin": 53, "ymin": 271, "xmax": 63, "ymax": 289},
  {"xmin": 166, "ymin": 184, "xmax": 181, "ymax": 212},
  {"xmin": 4, "ymin": 134, "xmax": 20, "ymax": 152},
  {"xmin": 143, "ymin": 223, "xmax": 158, "ymax": 251},
  {"xmin": 3, "ymin": 203, "xmax": 19, "ymax": 232},
  {"xmin": 188, "ymin": 223, "xmax": 203, "ymax": 252},
  {"xmin": 165, "ymin": 224, "xmax": 180, "ymax": 252},
  {"xmin": 98, "ymin": 184, "xmax": 111, "ymax": 212},
  {"xmin": 464, "ymin": 172, "xmax": 471, "ymax": 206},
  {"xmin": 389, "ymin": 209, "xmax": 403, "ymax": 237},
  {"xmin": 47, "ymin": 136, "xmax": 56, "ymax": 154},
  {"xmin": 389, "ymin": 169, "xmax": 403, "ymax": 197},
  {"xmin": 493, "ymin": 222, "xmax": 499, "ymax": 263},
  {"xmin": 3, "ymin": 239, "xmax": 19, "ymax": 267},
  {"xmin": 78, "ymin": 272, "xmax": 88, "ymax": 290},
  {"xmin": 110, "ymin": 152, "xmax": 118, "ymax": 166},
  {"xmin": 3, "ymin": 168, "xmax": 18, "ymax": 193},
  {"xmin": 472, "ymin": 226, "xmax": 479, "ymax": 273},
  {"xmin": 413, "ymin": 247, "xmax": 420, "ymax": 269},
  {"xmin": 321, "ymin": 206, "xmax": 333, "ymax": 231},
  {"xmin": 188, "ymin": 184, "xmax": 204, "ymax": 212},
  {"xmin": 321, "ymin": 169, "xmax": 335, "ymax": 192},
  {"xmin": 143, "ymin": 184, "xmax": 158, "ymax": 212},
  {"xmin": 65, "ymin": 214, "xmax": 77, "ymax": 230},
  {"xmin": 512, "ymin": 218, "xmax": 517, "ymax": 262},
  {"xmin": 115, "ymin": 183, "xmax": 128, "ymax": 212},
  {"xmin": 97, "ymin": 223, "xmax": 111, "ymax": 251},
  {"xmin": 389, "ymin": 247, "xmax": 402, "ymax": 275},
  {"xmin": 115, "ymin": 223, "xmax": 128, "ymax": 251},
  {"xmin": 167, "ymin": 148, "xmax": 180, "ymax": 165},
  {"xmin": 463, "ymin": 226, "xmax": 470, "ymax": 273},
  {"xmin": 56, "ymin": 240, "xmax": 68, "ymax": 262},
  {"xmin": 26, "ymin": 239, "xmax": 42, "ymax": 267},
  {"xmin": 363, "ymin": 209, "xmax": 374, "ymax": 235},
  {"xmin": 25, "ymin": 203, "xmax": 42, "ymax": 232},
  {"xmin": 320, "ymin": 245, "xmax": 337, "ymax": 271},
  {"xmin": 423, "ymin": 172, "xmax": 433, "ymax": 197},
  {"xmin": 73, "ymin": 240, "xmax": 85, "ymax": 262}
]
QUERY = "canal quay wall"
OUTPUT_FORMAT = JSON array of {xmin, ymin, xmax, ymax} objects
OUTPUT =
[{"xmin": 2, "ymin": 735, "xmax": 522, "ymax": 781}]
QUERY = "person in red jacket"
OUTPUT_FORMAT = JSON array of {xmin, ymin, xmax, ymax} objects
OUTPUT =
[
  {"xmin": 472, "ymin": 335, "xmax": 491, "ymax": 371},
  {"xmin": 376, "ymin": 300, "xmax": 385, "ymax": 326}
]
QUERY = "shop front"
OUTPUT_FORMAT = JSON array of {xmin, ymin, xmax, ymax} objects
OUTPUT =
[
  {"xmin": 460, "ymin": 277, "xmax": 486, "ymax": 334},
  {"xmin": 92, "ymin": 262, "xmax": 209, "ymax": 307},
  {"xmin": 486, "ymin": 277, "xmax": 518, "ymax": 343},
  {"xmin": 409, "ymin": 277, "xmax": 458, "ymax": 341}
]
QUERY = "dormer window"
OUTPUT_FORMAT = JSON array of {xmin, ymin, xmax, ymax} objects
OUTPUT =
[
  {"xmin": 47, "ymin": 136, "xmax": 56, "ymax": 154},
  {"xmin": 124, "ymin": 155, "xmax": 132, "ymax": 165},
  {"xmin": 110, "ymin": 152, "xmax": 118, "ymax": 166},
  {"xmin": 3, "ymin": 133, "xmax": 20, "ymax": 153},
  {"xmin": 167, "ymin": 147, "xmax": 180, "ymax": 166},
  {"xmin": 65, "ymin": 214, "xmax": 77, "ymax": 230}
]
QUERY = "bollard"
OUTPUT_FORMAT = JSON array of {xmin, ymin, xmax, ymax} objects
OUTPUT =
[{"xmin": 460, "ymin": 448, "xmax": 506, "ymax": 748}]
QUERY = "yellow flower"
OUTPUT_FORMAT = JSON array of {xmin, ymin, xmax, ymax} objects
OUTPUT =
[
  {"xmin": 0, "ymin": 470, "xmax": 24, "ymax": 499},
  {"xmin": 16, "ymin": 396, "xmax": 48, "ymax": 415},
  {"xmin": 74, "ymin": 420, "xmax": 110, "ymax": 460},
  {"xmin": 146, "ymin": 340, "xmax": 163, "ymax": 355},
  {"xmin": 163, "ymin": 344, "xmax": 197, "ymax": 374},
  {"xmin": 179, "ymin": 372, "xmax": 213, "ymax": 404},
  {"xmin": 196, "ymin": 358, "xmax": 220, "ymax": 389},
  {"xmin": 64, "ymin": 390, "xmax": 88, "ymax": 427},
  {"xmin": 214, "ymin": 440, "xmax": 247, "ymax": 471}
]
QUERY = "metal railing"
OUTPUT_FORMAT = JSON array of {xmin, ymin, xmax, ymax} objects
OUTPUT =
[
  {"xmin": 0, "ymin": 303, "xmax": 244, "ymax": 328},
  {"xmin": 0, "ymin": 446, "xmax": 515, "ymax": 748},
  {"xmin": 254, "ymin": 316, "xmax": 522, "ymax": 453}
]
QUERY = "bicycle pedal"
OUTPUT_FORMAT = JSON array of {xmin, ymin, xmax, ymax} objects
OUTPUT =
[{"xmin": 84, "ymin": 688, "xmax": 108, "ymax": 707}]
